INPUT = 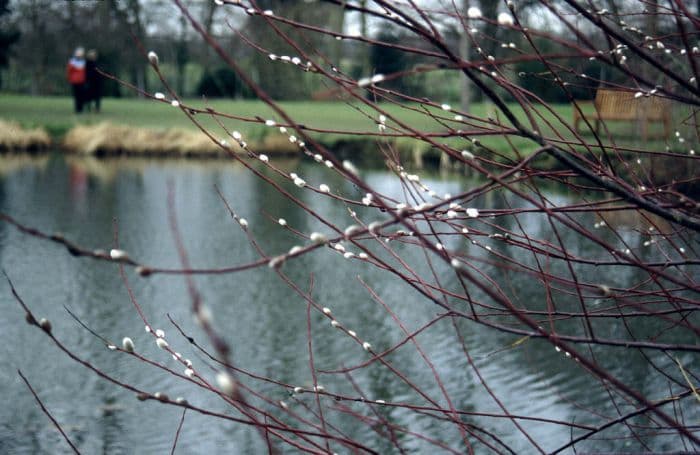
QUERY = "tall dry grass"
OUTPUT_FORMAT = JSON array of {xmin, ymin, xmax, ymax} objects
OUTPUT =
[{"xmin": 0, "ymin": 120, "xmax": 51, "ymax": 151}]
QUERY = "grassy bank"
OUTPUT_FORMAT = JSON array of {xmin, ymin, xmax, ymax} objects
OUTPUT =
[
  {"xmin": 0, "ymin": 94, "xmax": 682, "ymax": 161},
  {"xmin": 0, "ymin": 94, "xmax": 551, "ymax": 155},
  {"xmin": 0, "ymin": 120, "xmax": 51, "ymax": 151},
  {"xmin": 2, "ymin": 93, "xmax": 478, "ymax": 139}
]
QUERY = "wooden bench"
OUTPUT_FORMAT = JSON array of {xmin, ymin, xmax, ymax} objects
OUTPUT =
[{"xmin": 573, "ymin": 89, "xmax": 671, "ymax": 140}]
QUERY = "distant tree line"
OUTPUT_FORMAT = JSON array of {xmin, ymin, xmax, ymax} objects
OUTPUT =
[{"xmin": 1, "ymin": 0, "xmax": 699, "ymax": 102}]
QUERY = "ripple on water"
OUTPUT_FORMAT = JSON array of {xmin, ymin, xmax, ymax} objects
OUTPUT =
[{"xmin": 1, "ymin": 156, "xmax": 685, "ymax": 454}]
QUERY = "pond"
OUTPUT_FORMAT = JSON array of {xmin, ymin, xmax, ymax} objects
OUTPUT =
[{"xmin": 0, "ymin": 153, "xmax": 695, "ymax": 454}]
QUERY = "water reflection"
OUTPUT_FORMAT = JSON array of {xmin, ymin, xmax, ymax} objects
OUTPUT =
[{"xmin": 0, "ymin": 154, "xmax": 694, "ymax": 453}]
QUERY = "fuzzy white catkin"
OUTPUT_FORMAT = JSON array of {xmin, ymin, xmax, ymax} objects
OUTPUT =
[
  {"xmin": 268, "ymin": 256, "xmax": 284, "ymax": 269},
  {"xmin": 122, "ymin": 337, "xmax": 135, "ymax": 352},
  {"xmin": 110, "ymin": 249, "xmax": 128, "ymax": 260},
  {"xmin": 310, "ymin": 232, "xmax": 327, "ymax": 243},
  {"xmin": 344, "ymin": 225, "xmax": 360, "ymax": 237},
  {"xmin": 497, "ymin": 12, "xmax": 514, "ymax": 26},
  {"xmin": 342, "ymin": 160, "xmax": 358, "ymax": 175},
  {"xmin": 357, "ymin": 77, "xmax": 371, "ymax": 87},
  {"xmin": 216, "ymin": 372, "xmax": 235, "ymax": 396},
  {"xmin": 368, "ymin": 221, "xmax": 382, "ymax": 233},
  {"xmin": 39, "ymin": 318, "xmax": 52, "ymax": 332},
  {"xmin": 467, "ymin": 7, "xmax": 482, "ymax": 19},
  {"xmin": 196, "ymin": 305, "xmax": 212, "ymax": 326}
]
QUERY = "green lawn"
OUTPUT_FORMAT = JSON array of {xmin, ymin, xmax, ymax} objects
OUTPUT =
[
  {"xmin": 0, "ymin": 93, "xmax": 471, "ymax": 136},
  {"xmin": 0, "ymin": 93, "xmax": 681, "ymax": 158}
]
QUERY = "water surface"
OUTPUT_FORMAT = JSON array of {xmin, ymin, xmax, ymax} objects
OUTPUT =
[{"xmin": 0, "ymin": 154, "xmax": 695, "ymax": 454}]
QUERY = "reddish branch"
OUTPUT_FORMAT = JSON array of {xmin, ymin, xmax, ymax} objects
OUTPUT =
[{"xmin": 4, "ymin": 0, "xmax": 700, "ymax": 453}]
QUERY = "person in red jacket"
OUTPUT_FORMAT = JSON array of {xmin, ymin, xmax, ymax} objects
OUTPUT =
[{"xmin": 66, "ymin": 47, "xmax": 86, "ymax": 113}]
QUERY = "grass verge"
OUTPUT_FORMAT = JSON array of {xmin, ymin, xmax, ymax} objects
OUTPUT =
[{"xmin": 0, "ymin": 94, "xmax": 688, "ymax": 163}]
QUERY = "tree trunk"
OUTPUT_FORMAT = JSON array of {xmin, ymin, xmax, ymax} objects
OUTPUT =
[
  {"xmin": 358, "ymin": 0, "xmax": 370, "ymax": 76},
  {"xmin": 176, "ymin": 14, "xmax": 188, "ymax": 96},
  {"xmin": 645, "ymin": 0, "xmax": 658, "ymax": 86},
  {"xmin": 459, "ymin": 0, "xmax": 471, "ymax": 113},
  {"xmin": 330, "ymin": 2, "xmax": 346, "ymax": 66},
  {"xmin": 127, "ymin": 0, "xmax": 147, "ymax": 96},
  {"xmin": 202, "ymin": 1, "xmax": 216, "ymax": 70}
]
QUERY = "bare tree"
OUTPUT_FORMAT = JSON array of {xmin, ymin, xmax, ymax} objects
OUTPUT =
[{"xmin": 5, "ymin": 0, "xmax": 700, "ymax": 453}]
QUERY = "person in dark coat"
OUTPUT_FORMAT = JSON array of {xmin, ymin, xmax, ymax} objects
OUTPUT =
[
  {"xmin": 85, "ymin": 49, "xmax": 102, "ymax": 113},
  {"xmin": 66, "ymin": 47, "xmax": 86, "ymax": 113}
]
